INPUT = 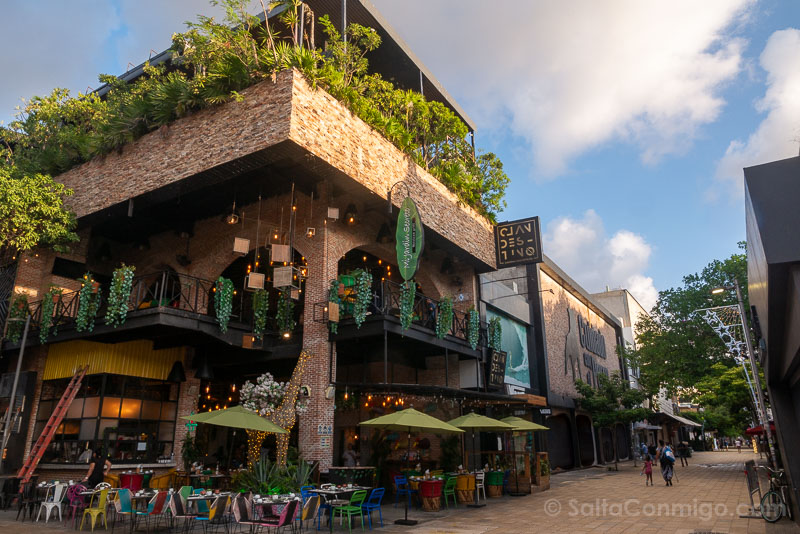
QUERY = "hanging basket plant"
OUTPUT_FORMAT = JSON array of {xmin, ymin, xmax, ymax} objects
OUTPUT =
[
  {"xmin": 214, "ymin": 276, "xmax": 234, "ymax": 333},
  {"xmin": 488, "ymin": 316, "xmax": 502, "ymax": 351},
  {"xmin": 105, "ymin": 264, "xmax": 136, "ymax": 328},
  {"xmin": 435, "ymin": 296, "xmax": 453, "ymax": 339},
  {"xmin": 76, "ymin": 272, "xmax": 101, "ymax": 333},
  {"xmin": 352, "ymin": 269, "xmax": 373, "ymax": 329},
  {"xmin": 400, "ymin": 279, "xmax": 416, "ymax": 330},
  {"xmin": 252, "ymin": 289, "xmax": 269, "ymax": 340},
  {"xmin": 328, "ymin": 279, "xmax": 342, "ymax": 334},
  {"xmin": 276, "ymin": 290, "xmax": 296, "ymax": 337},
  {"xmin": 39, "ymin": 286, "xmax": 63, "ymax": 344},
  {"xmin": 467, "ymin": 307, "xmax": 480, "ymax": 350},
  {"xmin": 6, "ymin": 293, "xmax": 29, "ymax": 343}
]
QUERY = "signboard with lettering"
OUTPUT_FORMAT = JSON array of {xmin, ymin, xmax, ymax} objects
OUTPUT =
[
  {"xmin": 488, "ymin": 350, "xmax": 508, "ymax": 389},
  {"xmin": 395, "ymin": 197, "xmax": 424, "ymax": 280},
  {"xmin": 494, "ymin": 216, "xmax": 542, "ymax": 268}
]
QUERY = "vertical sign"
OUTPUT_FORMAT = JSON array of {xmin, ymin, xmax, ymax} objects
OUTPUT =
[
  {"xmin": 488, "ymin": 351, "xmax": 508, "ymax": 389},
  {"xmin": 494, "ymin": 216, "xmax": 542, "ymax": 268},
  {"xmin": 395, "ymin": 197, "xmax": 424, "ymax": 280}
]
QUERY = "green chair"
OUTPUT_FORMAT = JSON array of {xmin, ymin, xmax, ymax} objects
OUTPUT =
[
  {"xmin": 443, "ymin": 477, "xmax": 458, "ymax": 509},
  {"xmin": 332, "ymin": 490, "xmax": 367, "ymax": 533},
  {"xmin": 81, "ymin": 488, "xmax": 110, "ymax": 531}
]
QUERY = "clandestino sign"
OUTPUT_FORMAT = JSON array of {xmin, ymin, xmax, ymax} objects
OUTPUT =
[
  {"xmin": 494, "ymin": 216, "xmax": 543, "ymax": 268},
  {"xmin": 395, "ymin": 197, "xmax": 424, "ymax": 280}
]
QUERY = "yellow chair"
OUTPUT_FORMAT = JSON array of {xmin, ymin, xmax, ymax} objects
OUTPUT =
[
  {"xmin": 149, "ymin": 469, "xmax": 176, "ymax": 490},
  {"xmin": 80, "ymin": 488, "xmax": 109, "ymax": 531}
]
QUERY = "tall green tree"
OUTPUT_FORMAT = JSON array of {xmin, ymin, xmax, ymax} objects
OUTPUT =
[
  {"xmin": 628, "ymin": 243, "xmax": 748, "ymax": 400},
  {"xmin": 575, "ymin": 373, "xmax": 648, "ymax": 470},
  {"xmin": 0, "ymin": 166, "xmax": 77, "ymax": 267}
]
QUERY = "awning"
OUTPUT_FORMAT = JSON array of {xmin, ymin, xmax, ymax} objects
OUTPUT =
[
  {"xmin": 650, "ymin": 411, "xmax": 701, "ymax": 428},
  {"xmin": 633, "ymin": 422, "xmax": 662, "ymax": 430},
  {"xmin": 745, "ymin": 422, "xmax": 776, "ymax": 435}
]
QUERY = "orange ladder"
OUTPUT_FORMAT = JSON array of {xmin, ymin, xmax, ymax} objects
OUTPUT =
[{"xmin": 17, "ymin": 366, "xmax": 88, "ymax": 487}]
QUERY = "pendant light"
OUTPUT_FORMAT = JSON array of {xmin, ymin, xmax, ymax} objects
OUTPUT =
[{"xmin": 196, "ymin": 358, "xmax": 214, "ymax": 380}]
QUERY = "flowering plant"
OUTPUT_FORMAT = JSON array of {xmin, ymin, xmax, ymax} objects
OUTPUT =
[{"xmin": 240, "ymin": 372, "xmax": 307, "ymax": 416}]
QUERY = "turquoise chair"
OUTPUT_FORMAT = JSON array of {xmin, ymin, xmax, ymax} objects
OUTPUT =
[
  {"xmin": 193, "ymin": 488, "xmax": 210, "ymax": 514},
  {"xmin": 111, "ymin": 489, "xmax": 134, "ymax": 533}
]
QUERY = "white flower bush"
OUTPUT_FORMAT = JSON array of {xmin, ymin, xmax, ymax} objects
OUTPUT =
[{"xmin": 240, "ymin": 372, "xmax": 308, "ymax": 416}]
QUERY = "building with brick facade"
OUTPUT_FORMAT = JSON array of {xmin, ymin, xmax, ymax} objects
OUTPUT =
[{"xmin": 0, "ymin": 1, "xmax": 522, "ymax": 483}]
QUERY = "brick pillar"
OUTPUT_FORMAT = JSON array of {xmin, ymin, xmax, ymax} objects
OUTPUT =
[
  {"xmin": 298, "ymin": 185, "xmax": 337, "ymax": 470},
  {"xmin": 173, "ymin": 349, "xmax": 201, "ymax": 470}
]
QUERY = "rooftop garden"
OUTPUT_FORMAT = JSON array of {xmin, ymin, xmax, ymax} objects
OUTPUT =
[{"xmin": 0, "ymin": 0, "xmax": 509, "ymax": 230}]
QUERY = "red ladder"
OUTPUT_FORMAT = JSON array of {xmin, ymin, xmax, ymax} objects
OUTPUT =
[{"xmin": 17, "ymin": 366, "xmax": 88, "ymax": 486}]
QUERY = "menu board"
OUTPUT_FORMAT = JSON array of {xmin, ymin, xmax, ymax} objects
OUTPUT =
[{"xmin": 488, "ymin": 350, "xmax": 507, "ymax": 389}]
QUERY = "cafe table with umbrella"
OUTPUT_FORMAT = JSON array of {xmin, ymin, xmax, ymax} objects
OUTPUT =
[
  {"xmin": 501, "ymin": 416, "xmax": 549, "ymax": 496},
  {"xmin": 446, "ymin": 412, "xmax": 515, "ymax": 507},
  {"xmin": 359, "ymin": 407, "xmax": 464, "ymax": 526}
]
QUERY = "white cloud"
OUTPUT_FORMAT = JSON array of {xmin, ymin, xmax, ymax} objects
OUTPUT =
[
  {"xmin": 714, "ymin": 28, "xmax": 800, "ymax": 198},
  {"xmin": 373, "ymin": 0, "xmax": 752, "ymax": 178},
  {"xmin": 543, "ymin": 210, "xmax": 658, "ymax": 311}
]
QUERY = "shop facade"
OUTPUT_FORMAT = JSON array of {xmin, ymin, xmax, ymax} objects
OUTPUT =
[{"xmin": 0, "ymin": 2, "xmax": 509, "ymax": 479}]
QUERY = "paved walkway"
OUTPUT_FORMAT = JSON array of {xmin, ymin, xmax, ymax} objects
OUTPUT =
[{"xmin": 0, "ymin": 451, "xmax": 796, "ymax": 533}]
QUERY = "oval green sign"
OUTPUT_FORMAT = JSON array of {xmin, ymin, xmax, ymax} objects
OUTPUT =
[{"xmin": 395, "ymin": 197, "xmax": 424, "ymax": 281}]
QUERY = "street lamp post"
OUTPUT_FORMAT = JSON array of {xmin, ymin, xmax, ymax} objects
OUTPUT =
[
  {"xmin": 731, "ymin": 279, "xmax": 776, "ymax": 467},
  {"xmin": 0, "ymin": 314, "xmax": 31, "ymax": 474}
]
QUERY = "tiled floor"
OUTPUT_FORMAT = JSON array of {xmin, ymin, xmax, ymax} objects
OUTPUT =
[{"xmin": 0, "ymin": 451, "xmax": 797, "ymax": 533}]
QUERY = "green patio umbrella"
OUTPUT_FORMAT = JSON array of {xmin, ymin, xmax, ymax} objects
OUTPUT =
[
  {"xmin": 360, "ymin": 408, "xmax": 463, "ymax": 526},
  {"xmin": 447, "ymin": 412, "xmax": 516, "ymax": 507},
  {"xmin": 180, "ymin": 405, "xmax": 288, "ymax": 433},
  {"xmin": 501, "ymin": 416, "xmax": 549, "ymax": 432}
]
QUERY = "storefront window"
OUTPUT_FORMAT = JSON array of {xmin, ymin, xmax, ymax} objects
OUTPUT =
[{"xmin": 37, "ymin": 373, "xmax": 178, "ymax": 464}]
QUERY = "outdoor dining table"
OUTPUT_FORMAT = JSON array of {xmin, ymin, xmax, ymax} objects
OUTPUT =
[{"xmin": 309, "ymin": 486, "xmax": 372, "ymax": 533}]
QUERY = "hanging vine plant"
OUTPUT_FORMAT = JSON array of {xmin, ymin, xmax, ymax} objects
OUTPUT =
[
  {"xmin": 214, "ymin": 276, "xmax": 234, "ymax": 333},
  {"xmin": 352, "ymin": 269, "xmax": 373, "ymax": 329},
  {"xmin": 435, "ymin": 296, "xmax": 454, "ymax": 339},
  {"xmin": 39, "ymin": 286, "xmax": 62, "ymax": 344},
  {"xmin": 6, "ymin": 293, "xmax": 29, "ymax": 343},
  {"xmin": 467, "ymin": 307, "xmax": 480, "ymax": 350},
  {"xmin": 252, "ymin": 289, "xmax": 270, "ymax": 340},
  {"xmin": 76, "ymin": 272, "xmax": 101, "ymax": 333},
  {"xmin": 488, "ymin": 316, "xmax": 502, "ymax": 351},
  {"xmin": 105, "ymin": 264, "xmax": 136, "ymax": 328},
  {"xmin": 328, "ymin": 279, "xmax": 342, "ymax": 334},
  {"xmin": 276, "ymin": 290, "xmax": 296, "ymax": 337},
  {"xmin": 400, "ymin": 279, "xmax": 416, "ymax": 330}
]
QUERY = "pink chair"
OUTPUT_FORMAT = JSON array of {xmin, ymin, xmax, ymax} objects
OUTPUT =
[{"xmin": 64, "ymin": 484, "xmax": 88, "ymax": 529}]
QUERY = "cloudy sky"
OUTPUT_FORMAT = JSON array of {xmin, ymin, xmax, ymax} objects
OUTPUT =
[{"xmin": 2, "ymin": 0, "xmax": 799, "ymax": 311}]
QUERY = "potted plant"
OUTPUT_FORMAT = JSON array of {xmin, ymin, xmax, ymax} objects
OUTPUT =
[
  {"xmin": 39, "ymin": 286, "xmax": 63, "ymax": 344},
  {"xmin": 214, "ymin": 276, "xmax": 234, "ymax": 333},
  {"xmin": 351, "ymin": 269, "xmax": 372, "ymax": 328},
  {"xmin": 276, "ymin": 290, "xmax": 295, "ymax": 337},
  {"xmin": 252, "ymin": 289, "xmax": 269, "ymax": 340},
  {"xmin": 435, "ymin": 296, "xmax": 453, "ymax": 339},
  {"xmin": 105, "ymin": 264, "xmax": 136, "ymax": 328},
  {"xmin": 5, "ymin": 293, "xmax": 29, "ymax": 343},
  {"xmin": 400, "ymin": 279, "xmax": 416, "ymax": 330},
  {"xmin": 467, "ymin": 307, "xmax": 479, "ymax": 349},
  {"xmin": 328, "ymin": 279, "xmax": 342, "ymax": 334},
  {"xmin": 76, "ymin": 272, "xmax": 101, "ymax": 333},
  {"xmin": 535, "ymin": 453, "xmax": 551, "ymax": 491},
  {"xmin": 488, "ymin": 317, "xmax": 502, "ymax": 351}
]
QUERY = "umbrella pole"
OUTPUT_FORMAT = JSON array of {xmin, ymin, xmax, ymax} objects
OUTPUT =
[
  {"xmin": 395, "ymin": 429, "xmax": 417, "ymax": 526},
  {"xmin": 467, "ymin": 429, "xmax": 484, "ymax": 508}
]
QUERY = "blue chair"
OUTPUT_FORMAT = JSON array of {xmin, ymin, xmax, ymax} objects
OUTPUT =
[
  {"xmin": 502, "ymin": 470, "xmax": 511, "ymax": 495},
  {"xmin": 393, "ymin": 476, "xmax": 417, "ymax": 508},
  {"xmin": 300, "ymin": 486, "xmax": 315, "ymax": 501},
  {"xmin": 111, "ymin": 489, "xmax": 134, "ymax": 533},
  {"xmin": 361, "ymin": 488, "xmax": 385, "ymax": 529}
]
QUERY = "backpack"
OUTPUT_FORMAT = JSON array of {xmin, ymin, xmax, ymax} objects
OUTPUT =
[{"xmin": 663, "ymin": 447, "xmax": 675, "ymax": 464}]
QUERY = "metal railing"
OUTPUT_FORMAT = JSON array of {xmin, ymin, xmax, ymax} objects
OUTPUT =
[
  {"xmin": 15, "ymin": 270, "xmax": 291, "ymax": 340},
  {"xmin": 330, "ymin": 279, "xmax": 486, "ymax": 348}
]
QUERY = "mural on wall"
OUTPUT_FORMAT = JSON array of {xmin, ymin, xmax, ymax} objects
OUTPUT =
[
  {"xmin": 486, "ymin": 308, "xmax": 531, "ymax": 389},
  {"xmin": 565, "ymin": 308, "xmax": 608, "ymax": 388}
]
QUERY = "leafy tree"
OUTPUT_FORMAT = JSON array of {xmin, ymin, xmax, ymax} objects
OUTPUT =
[
  {"xmin": 628, "ymin": 243, "xmax": 748, "ymax": 400},
  {"xmin": 0, "ymin": 166, "xmax": 77, "ymax": 267},
  {"xmin": 687, "ymin": 362, "xmax": 757, "ymax": 436},
  {"xmin": 575, "ymin": 373, "xmax": 648, "ymax": 470}
]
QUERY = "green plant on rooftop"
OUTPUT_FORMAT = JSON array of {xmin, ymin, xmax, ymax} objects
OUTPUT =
[{"xmin": 0, "ymin": 0, "xmax": 508, "ymax": 221}]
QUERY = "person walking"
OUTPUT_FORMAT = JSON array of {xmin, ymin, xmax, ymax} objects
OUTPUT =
[
  {"xmin": 641, "ymin": 457, "xmax": 654, "ymax": 486},
  {"xmin": 640, "ymin": 441, "xmax": 648, "ymax": 460},
  {"xmin": 656, "ymin": 440, "xmax": 675, "ymax": 486},
  {"xmin": 677, "ymin": 441, "xmax": 689, "ymax": 467},
  {"xmin": 736, "ymin": 437, "xmax": 742, "ymax": 453},
  {"xmin": 648, "ymin": 443, "xmax": 657, "ymax": 461}
]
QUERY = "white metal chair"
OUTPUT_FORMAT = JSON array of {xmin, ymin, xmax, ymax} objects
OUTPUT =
[
  {"xmin": 475, "ymin": 472, "xmax": 487, "ymax": 502},
  {"xmin": 37, "ymin": 483, "xmax": 68, "ymax": 522}
]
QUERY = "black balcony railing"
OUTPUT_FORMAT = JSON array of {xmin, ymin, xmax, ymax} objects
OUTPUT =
[
  {"xmin": 325, "ymin": 279, "xmax": 487, "ymax": 348},
  {"xmin": 13, "ymin": 270, "xmax": 290, "ymax": 342}
]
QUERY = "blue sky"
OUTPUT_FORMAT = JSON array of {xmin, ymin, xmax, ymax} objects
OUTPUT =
[{"xmin": 2, "ymin": 0, "xmax": 799, "ymax": 311}]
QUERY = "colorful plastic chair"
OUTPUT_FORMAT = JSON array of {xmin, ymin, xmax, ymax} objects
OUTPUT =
[
  {"xmin": 443, "ymin": 477, "xmax": 458, "ymax": 509},
  {"xmin": 80, "ymin": 488, "xmax": 109, "ymax": 531},
  {"xmin": 361, "ymin": 488, "xmax": 385, "ymax": 529},
  {"xmin": 37, "ymin": 482, "xmax": 68, "ymax": 522},
  {"xmin": 393, "ymin": 475, "xmax": 417, "ymax": 508},
  {"xmin": 332, "ymin": 490, "xmax": 367, "ymax": 533},
  {"xmin": 135, "ymin": 491, "xmax": 168, "ymax": 533}
]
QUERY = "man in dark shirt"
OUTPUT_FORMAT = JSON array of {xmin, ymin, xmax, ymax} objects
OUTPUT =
[{"xmin": 82, "ymin": 449, "xmax": 112, "ymax": 488}]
